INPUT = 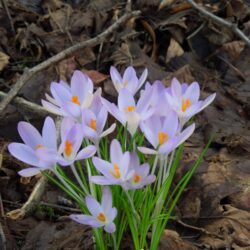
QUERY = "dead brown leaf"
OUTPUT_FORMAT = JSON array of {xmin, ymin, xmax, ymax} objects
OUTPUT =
[
  {"xmin": 159, "ymin": 229, "xmax": 198, "ymax": 250},
  {"xmin": 0, "ymin": 51, "xmax": 9, "ymax": 71},
  {"xmin": 158, "ymin": 0, "xmax": 175, "ymax": 10},
  {"xmin": 166, "ymin": 38, "xmax": 184, "ymax": 63},
  {"xmin": 82, "ymin": 70, "xmax": 109, "ymax": 85}
]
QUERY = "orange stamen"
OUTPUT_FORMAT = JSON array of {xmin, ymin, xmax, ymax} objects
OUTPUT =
[
  {"xmin": 110, "ymin": 163, "xmax": 121, "ymax": 179},
  {"xmin": 71, "ymin": 95, "xmax": 80, "ymax": 105},
  {"xmin": 89, "ymin": 119, "xmax": 97, "ymax": 131},
  {"xmin": 64, "ymin": 140, "xmax": 73, "ymax": 156},
  {"xmin": 133, "ymin": 174, "xmax": 141, "ymax": 183},
  {"xmin": 158, "ymin": 132, "xmax": 168, "ymax": 145},
  {"xmin": 97, "ymin": 212, "xmax": 106, "ymax": 222},
  {"xmin": 35, "ymin": 144, "xmax": 44, "ymax": 150},
  {"xmin": 125, "ymin": 105, "xmax": 135, "ymax": 112},
  {"xmin": 181, "ymin": 98, "xmax": 191, "ymax": 112}
]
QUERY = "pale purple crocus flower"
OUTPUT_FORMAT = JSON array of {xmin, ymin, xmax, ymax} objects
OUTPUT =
[
  {"xmin": 8, "ymin": 117, "xmax": 58, "ymax": 177},
  {"xmin": 102, "ymin": 88, "xmax": 154, "ymax": 136},
  {"xmin": 90, "ymin": 139, "xmax": 134, "ymax": 187},
  {"xmin": 143, "ymin": 81, "xmax": 171, "ymax": 117},
  {"xmin": 70, "ymin": 187, "xmax": 117, "ymax": 233},
  {"xmin": 138, "ymin": 111, "xmax": 195, "ymax": 155},
  {"xmin": 125, "ymin": 152, "xmax": 156, "ymax": 190},
  {"xmin": 42, "ymin": 70, "xmax": 95, "ymax": 120},
  {"xmin": 82, "ymin": 96, "xmax": 116, "ymax": 145},
  {"xmin": 110, "ymin": 66, "xmax": 148, "ymax": 95},
  {"xmin": 166, "ymin": 78, "xmax": 216, "ymax": 127},
  {"xmin": 57, "ymin": 122, "xmax": 96, "ymax": 166}
]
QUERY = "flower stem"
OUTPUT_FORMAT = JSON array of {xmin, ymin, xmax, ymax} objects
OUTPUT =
[
  {"xmin": 70, "ymin": 163, "xmax": 89, "ymax": 195},
  {"xmin": 151, "ymin": 155, "xmax": 159, "ymax": 174},
  {"xmin": 124, "ymin": 190, "xmax": 140, "ymax": 223},
  {"xmin": 112, "ymin": 233, "xmax": 117, "ymax": 250}
]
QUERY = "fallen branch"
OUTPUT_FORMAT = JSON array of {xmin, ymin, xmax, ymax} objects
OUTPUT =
[
  {"xmin": 0, "ymin": 91, "xmax": 48, "ymax": 117},
  {"xmin": 0, "ymin": 10, "xmax": 141, "ymax": 114},
  {"xmin": 186, "ymin": 0, "xmax": 250, "ymax": 47}
]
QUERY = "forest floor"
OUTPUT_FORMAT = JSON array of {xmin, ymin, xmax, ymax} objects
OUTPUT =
[{"xmin": 0, "ymin": 0, "xmax": 249, "ymax": 249}]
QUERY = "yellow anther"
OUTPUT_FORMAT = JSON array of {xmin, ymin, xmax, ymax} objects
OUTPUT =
[
  {"xmin": 89, "ymin": 119, "xmax": 97, "ymax": 131},
  {"xmin": 182, "ymin": 98, "xmax": 191, "ymax": 112},
  {"xmin": 110, "ymin": 163, "xmax": 121, "ymax": 179},
  {"xmin": 71, "ymin": 95, "xmax": 80, "ymax": 105},
  {"xmin": 158, "ymin": 132, "xmax": 168, "ymax": 145},
  {"xmin": 97, "ymin": 212, "xmax": 106, "ymax": 222},
  {"xmin": 64, "ymin": 140, "xmax": 73, "ymax": 156}
]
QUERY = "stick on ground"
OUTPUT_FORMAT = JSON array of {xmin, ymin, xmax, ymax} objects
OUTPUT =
[
  {"xmin": 0, "ymin": 10, "xmax": 141, "ymax": 114},
  {"xmin": 186, "ymin": 0, "xmax": 250, "ymax": 47}
]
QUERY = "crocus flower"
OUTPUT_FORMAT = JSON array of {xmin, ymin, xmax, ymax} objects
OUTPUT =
[
  {"xmin": 42, "ymin": 70, "xmax": 94, "ymax": 120},
  {"xmin": 102, "ymin": 88, "xmax": 154, "ymax": 135},
  {"xmin": 143, "ymin": 81, "xmax": 171, "ymax": 117},
  {"xmin": 8, "ymin": 117, "xmax": 58, "ymax": 177},
  {"xmin": 138, "ymin": 111, "xmax": 195, "ymax": 155},
  {"xmin": 125, "ymin": 152, "xmax": 156, "ymax": 190},
  {"xmin": 70, "ymin": 187, "xmax": 117, "ymax": 233},
  {"xmin": 82, "ymin": 96, "xmax": 116, "ymax": 144},
  {"xmin": 110, "ymin": 66, "xmax": 148, "ymax": 95},
  {"xmin": 90, "ymin": 139, "xmax": 134, "ymax": 187},
  {"xmin": 57, "ymin": 122, "xmax": 96, "ymax": 166},
  {"xmin": 166, "ymin": 78, "xmax": 216, "ymax": 126}
]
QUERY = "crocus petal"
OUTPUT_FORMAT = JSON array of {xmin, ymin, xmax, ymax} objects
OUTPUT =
[
  {"xmin": 18, "ymin": 167, "xmax": 41, "ymax": 177},
  {"xmin": 61, "ymin": 117, "xmax": 76, "ymax": 141},
  {"xmin": 120, "ymin": 152, "xmax": 130, "ymax": 178},
  {"xmin": 118, "ymin": 88, "xmax": 135, "ymax": 111},
  {"xmin": 175, "ymin": 123, "xmax": 195, "ymax": 147},
  {"xmin": 136, "ymin": 85, "xmax": 152, "ymax": 113},
  {"xmin": 183, "ymin": 81, "xmax": 200, "ymax": 103},
  {"xmin": 104, "ymin": 223, "xmax": 116, "ymax": 233},
  {"xmin": 42, "ymin": 117, "xmax": 57, "ymax": 150},
  {"xmin": 70, "ymin": 214, "xmax": 102, "ymax": 228},
  {"xmin": 171, "ymin": 78, "xmax": 182, "ymax": 99},
  {"xmin": 140, "ymin": 122, "xmax": 158, "ymax": 149},
  {"xmin": 51, "ymin": 82, "xmax": 71, "ymax": 103},
  {"xmin": 76, "ymin": 145, "xmax": 96, "ymax": 160},
  {"xmin": 8, "ymin": 143, "xmax": 39, "ymax": 166},
  {"xmin": 71, "ymin": 70, "xmax": 88, "ymax": 101},
  {"xmin": 101, "ymin": 98, "xmax": 126, "ymax": 125},
  {"xmin": 45, "ymin": 93, "xmax": 58, "ymax": 105},
  {"xmin": 101, "ymin": 187, "xmax": 112, "ymax": 213},
  {"xmin": 107, "ymin": 207, "xmax": 117, "ymax": 222},
  {"xmin": 86, "ymin": 196, "xmax": 102, "ymax": 217},
  {"xmin": 92, "ymin": 157, "xmax": 112, "ymax": 176},
  {"xmin": 197, "ymin": 93, "xmax": 216, "ymax": 113},
  {"xmin": 18, "ymin": 122, "xmax": 43, "ymax": 149},
  {"xmin": 110, "ymin": 66, "xmax": 122, "ymax": 92},
  {"xmin": 137, "ymin": 147, "xmax": 158, "ymax": 155},
  {"xmin": 41, "ymin": 99, "xmax": 65, "ymax": 116},
  {"xmin": 158, "ymin": 141, "xmax": 175, "ymax": 155},
  {"xmin": 62, "ymin": 101, "xmax": 81, "ymax": 118},
  {"xmin": 100, "ymin": 124, "xmax": 116, "ymax": 138},
  {"xmin": 163, "ymin": 111, "xmax": 178, "ymax": 138},
  {"xmin": 90, "ymin": 176, "xmax": 117, "ymax": 185},
  {"xmin": 96, "ymin": 107, "xmax": 108, "ymax": 133},
  {"xmin": 110, "ymin": 139, "xmax": 123, "ymax": 165},
  {"xmin": 82, "ymin": 125, "xmax": 97, "ymax": 140}
]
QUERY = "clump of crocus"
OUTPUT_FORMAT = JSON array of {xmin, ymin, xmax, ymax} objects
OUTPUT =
[
  {"xmin": 8, "ymin": 65, "xmax": 216, "ymax": 250},
  {"xmin": 70, "ymin": 187, "xmax": 117, "ymax": 233}
]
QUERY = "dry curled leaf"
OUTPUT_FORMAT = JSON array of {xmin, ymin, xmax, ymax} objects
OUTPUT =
[
  {"xmin": 0, "ymin": 51, "xmax": 9, "ymax": 71},
  {"xmin": 166, "ymin": 38, "xmax": 184, "ymax": 63},
  {"xmin": 158, "ymin": 0, "xmax": 175, "ymax": 10}
]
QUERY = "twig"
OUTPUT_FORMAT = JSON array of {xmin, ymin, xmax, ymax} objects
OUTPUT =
[
  {"xmin": 6, "ymin": 118, "xmax": 61, "ymax": 220},
  {"xmin": 186, "ymin": 0, "xmax": 250, "ymax": 47},
  {"xmin": 177, "ymin": 219, "xmax": 224, "ymax": 239},
  {"xmin": 0, "ymin": 10, "xmax": 141, "ymax": 113},
  {"xmin": 0, "ymin": 91, "xmax": 48, "ymax": 117}
]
